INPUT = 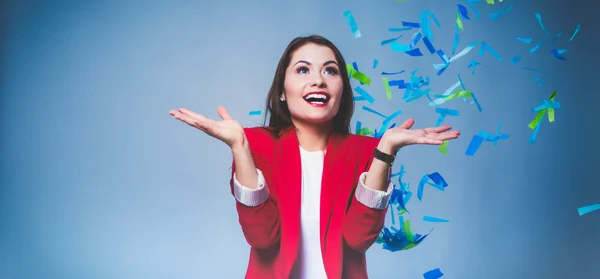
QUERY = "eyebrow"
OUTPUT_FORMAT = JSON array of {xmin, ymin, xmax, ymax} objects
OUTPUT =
[{"xmin": 293, "ymin": 60, "xmax": 339, "ymax": 67}]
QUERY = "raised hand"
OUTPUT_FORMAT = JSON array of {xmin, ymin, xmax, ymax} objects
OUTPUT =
[
  {"xmin": 169, "ymin": 106, "xmax": 246, "ymax": 149},
  {"xmin": 381, "ymin": 118, "xmax": 461, "ymax": 152}
]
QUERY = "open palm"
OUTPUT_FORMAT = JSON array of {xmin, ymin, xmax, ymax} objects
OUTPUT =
[
  {"xmin": 384, "ymin": 118, "xmax": 461, "ymax": 150},
  {"xmin": 169, "ymin": 106, "xmax": 246, "ymax": 148}
]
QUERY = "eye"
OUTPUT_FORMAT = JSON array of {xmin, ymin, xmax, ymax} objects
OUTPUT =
[
  {"xmin": 296, "ymin": 66, "xmax": 309, "ymax": 74},
  {"xmin": 324, "ymin": 67, "xmax": 339, "ymax": 75}
]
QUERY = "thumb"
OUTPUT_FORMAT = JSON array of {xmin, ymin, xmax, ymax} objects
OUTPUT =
[
  {"xmin": 399, "ymin": 118, "xmax": 415, "ymax": 129},
  {"xmin": 217, "ymin": 106, "xmax": 233, "ymax": 120}
]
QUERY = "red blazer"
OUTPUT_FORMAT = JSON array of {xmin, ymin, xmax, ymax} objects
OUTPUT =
[{"xmin": 229, "ymin": 127, "xmax": 388, "ymax": 279}]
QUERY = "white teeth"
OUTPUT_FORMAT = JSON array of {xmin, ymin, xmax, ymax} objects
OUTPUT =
[{"xmin": 304, "ymin": 93, "xmax": 328, "ymax": 100}]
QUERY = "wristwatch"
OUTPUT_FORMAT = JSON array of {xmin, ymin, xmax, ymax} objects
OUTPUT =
[{"xmin": 373, "ymin": 147, "xmax": 396, "ymax": 166}]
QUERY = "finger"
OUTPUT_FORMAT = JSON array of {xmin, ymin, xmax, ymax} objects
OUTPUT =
[
  {"xmin": 173, "ymin": 109, "xmax": 215, "ymax": 132},
  {"xmin": 399, "ymin": 118, "xmax": 415, "ymax": 129},
  {"xmin": 426, "ymin": 131, "xmax": 460, "ymax": 140},
  {"xmin": 217, "ymin": 106, "xmax": 233, "ymax": 121},
  {"xmin": 178, "ymin": 108, "xmax": 210, "ymax": 122},
  {"xmin": 172, "ymin": 110, "xmax": 199, "ymax": 127},
  {"xmin": 424, "ymin": 125, "xmax": 452, "ymax": 133},
  {"xmin": 417, "ymin": 137, "xmax": 445, "ymax": 145}
]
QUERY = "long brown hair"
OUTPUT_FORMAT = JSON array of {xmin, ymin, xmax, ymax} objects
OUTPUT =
[{"xmin": 262, "ymin": 35, "xmax": 354, "ymax": 138}]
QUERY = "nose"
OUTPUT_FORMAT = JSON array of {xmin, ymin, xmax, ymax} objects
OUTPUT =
[{"xmin": 310, "ymin": 73, "xmax": 326, "ymax": 88}]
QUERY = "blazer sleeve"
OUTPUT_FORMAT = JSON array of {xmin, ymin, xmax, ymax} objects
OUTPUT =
[
  {"xmin": 342, "ymin": 138, "xmax": 389, "ymax": 252},
  {"xmin": 229, "ymin": 129, "xmax": 281, "ymax": 249}
]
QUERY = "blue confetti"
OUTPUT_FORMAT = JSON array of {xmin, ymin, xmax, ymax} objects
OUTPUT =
[
  {"xmin": 517, "ymin": 37, "xmax": 533, "ymax": 44},
  {"xmin": 458, "ymin": 4, "xmax": 470, "ymax": 20},
  {"xmin": 402, "ymin": 21, "xmax": 421, "ymax": 28},
  {"xmin": 382, "ymin": 71, "xmax": 406, "ymax": 75},
  {"xmin": 423, "ymin": 216, "xmax": 449, "ymax": 223},
  {"xmin": 362, "ymin": 106, "xmax": 387, "ymax": 118},
  {"xmin": 424, "ymin": 268, "xmax": 444, "ymax": 279},
  {"xmin": 489, "ymin": 5, "xmax": 514, "ymax": 21},
  {"xmin": 452, "ymin": 32, "xmax": 460, "ymax": 54},
  {"xmin": 353, "ymin": 86, "xmax": 376, "ymax": 104},
  {"xmin": 479, "ymin": 41, "xmax": 503, "ymax": 61},
  {"xmin": 534, "ymin": 12, "xmax": 550, "ymax": 36},
  {"xmin": 467, "ymin": 59, "xmax": 481, "ymax": 74},
  {"xmin": 569, "ymin": 24, "xmax": 581, "ymax": 42},
  {"xmin": 381, "ymin": 34, "xmax": 404, "ymax": 45}
]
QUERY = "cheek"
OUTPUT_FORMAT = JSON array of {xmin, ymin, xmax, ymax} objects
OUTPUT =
[{"xmin": 329, "ymin": 79, "xmax": 344, "ymax": 103}]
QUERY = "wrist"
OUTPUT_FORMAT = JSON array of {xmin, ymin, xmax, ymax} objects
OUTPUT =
[
  {"xmin": 377, "ymin": 134, "xmax": 397, "ymax": 154},
  {"xmin": 230, "ymin": 137, "xmax": 249, "ymax": 155}
]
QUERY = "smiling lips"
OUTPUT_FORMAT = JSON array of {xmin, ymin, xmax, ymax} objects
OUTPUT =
[{"xmin": 303, "ymin": 92, "xmax": 331, "ymax": 107}]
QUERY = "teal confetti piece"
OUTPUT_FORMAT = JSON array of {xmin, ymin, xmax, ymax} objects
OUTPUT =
[
  {"xmin": 510, "ymin": 56, "xmax": 522, "ymax": 64},
  {"xmin": 578, "ymin": 204, "xmax": 600, "ymax": 216},
  {"xmin": 420, "ymin": 10, "xmax": 441, "ymax": 42},
  {"xmin": 388, "ymin": 27, "xmax": 413, "ymax": 32},
  {"xmin": 535, "ymin": 12, "xmax": 550, "ymax": 36},
  {"xmin": 422, "ymin": 216, "xmax": 449, "ymax": 223},
  {"xmin": 534, "ymin": 77, "xmax": 543, "ymax": 87},
  {"xmin": 452, "ymin": 32, "xmax": 460, "ymax": 54},
  {"xmin": 435, "ymin": 108, "xmax": 459, "ymax": 126},
  {"xmin": 569, "ymin": 24, "xmax": 581, "ymax": 42},
  {"xmin": 382, "ymin": 70, "xmax": 405, "ymax": 75},
  {"xmin": 479, "ymin": 41, "xmax": 503, "ymax": 61},
  {"xmin": 383, "ymin": 110, "xmax": 404, "ymax": 128},
  {"xmin": 465, "ymin": 134, "xmax": 485, "ymax": 156},
  {"xmin": 523, "ymin": 67, "xmax": 547, "ymax": 74},
  {"xmin": 355, "ymin": 121, "xmax": 362, "ymax": 135},
  {"xmin": 417, "ymin": 172, "xmax": 447, "ymax": 201},
  {"xmin": 517, "ymin": 37, "xmax": 533, "ymax": 44},
  {"xmin": 549, "ymin": 33, "xmax": 562, "ymax": 45},
  {"xmin": 489, "ymin": 5, "xmax": 514, "ymax": 21},
  {"xmin": 249, "ymin": 110, "xmax": 261, "ymax": 116},
  {"xmin": 373, "ymin": 59, "xmax": 379, "ymax": 69},
  {"xmin": 381, "ymin": 34, "xmax": 403, "ymax": 45},
  {"xmin": 353, "ymin": 86, "xmax": 375, "ymax": 104},
  {"xmin": 343, "ymin": 10, "xmax": 362, "ymax": 38},
  {"xmin": 551, "ymin": 49, "xmax": 568, "ymax": 60},
  {"xmin": 390, "ymin": 41, "xmax": 412, "ymax": 52},
  {"xmin": 457, "ymin": 73, "xmax": 466, "ymax": 90},
  {"xmin": 529, "ymin": 117, "xmax": 542, "ymax": 143},
  {"xmin": 362, "ymin": 106, "xmax": 387, "ymax": 118},
  {"xmin": 530, "ymin": 42, "xmax": 543, "ymax": 53},
  {"xmin": 466, "ymin": 0, "xmax": 481, "ymax": 20},
  {"xmin": 477, "ymin": 121, "xmax": 509, "ymax": 146},
  {"xmin": 467, "ymin": 60, "xmax": 481, "ymax": 74}
]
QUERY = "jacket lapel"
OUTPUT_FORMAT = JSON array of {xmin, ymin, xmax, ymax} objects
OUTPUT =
[
  {"xmin": 278, "ymin": 128, "xmax": 302, "ymax": 275},
  {"xmin": 319, "ymin": 133, "xmax": 347, "ymax": 266}
]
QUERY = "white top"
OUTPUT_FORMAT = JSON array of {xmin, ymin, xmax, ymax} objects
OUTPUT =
[{"xmin": 232, "ymin": 145, "xmax": 393, "ymax": 279}]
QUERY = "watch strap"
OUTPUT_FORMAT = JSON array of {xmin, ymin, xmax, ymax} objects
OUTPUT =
[{"xmin": 373, "ymin": 147, "xmax": 395, "ymax": 166}]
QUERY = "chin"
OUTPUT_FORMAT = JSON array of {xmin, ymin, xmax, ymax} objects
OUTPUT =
[{"xmin": 305, "ymin": 115, "xmax": 335, "ymax": 125}]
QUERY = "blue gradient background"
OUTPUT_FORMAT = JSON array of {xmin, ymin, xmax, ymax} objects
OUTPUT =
[{"xmin": 1, "ymin": 0, "xmax": 598, "ymax": 278}]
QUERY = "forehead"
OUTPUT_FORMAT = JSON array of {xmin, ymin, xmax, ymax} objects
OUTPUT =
[{"xmin": 290, "ymin": 43, "xmax": 337, "ymax": 63}]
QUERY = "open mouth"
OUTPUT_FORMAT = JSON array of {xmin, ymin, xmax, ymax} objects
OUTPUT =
[{"xmin": 303, "ymin": 93, "xmax": 331, "ymax": 106}]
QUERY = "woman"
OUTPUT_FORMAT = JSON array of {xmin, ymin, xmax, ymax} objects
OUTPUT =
[{"xmin": 170, "ymin": 35, "xmax": 460, "ymax": 279}]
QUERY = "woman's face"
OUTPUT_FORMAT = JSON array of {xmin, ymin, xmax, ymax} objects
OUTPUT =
[{"xmin": 282, "ymin": 43, "xmax": 344, "ymax": 127}]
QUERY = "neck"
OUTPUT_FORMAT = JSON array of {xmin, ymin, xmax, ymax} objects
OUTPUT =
[{"xmin": 292, "ymin": 120, "xmax": 332, "ymax": 152}]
